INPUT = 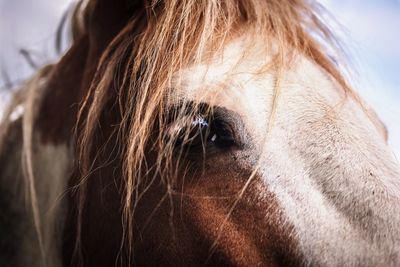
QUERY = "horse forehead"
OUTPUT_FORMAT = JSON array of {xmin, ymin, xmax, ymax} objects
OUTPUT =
[
  {"xmin": 171, "ymin": 39, "xmax": 340, "ymax": 143},
  {"xmin": 171, "ymin": 38, "xmax": 276, "ymax": 139},
  {"xmin": 173, "ymin": 37, "xmax": 273, "ymax": 93}
]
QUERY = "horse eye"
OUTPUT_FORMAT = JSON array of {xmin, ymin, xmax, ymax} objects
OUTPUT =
[
  {"xmin": 175, "ymin": 116, "xmax": 236, "ymax": 150},
  {"xmin": 209, "ymin": 118, "xmax": 236, "ymax": 149}
]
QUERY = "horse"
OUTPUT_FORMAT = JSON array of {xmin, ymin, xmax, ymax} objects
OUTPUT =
[{"xmin": 1, "ymin": 0, "xmax": 399, "ymax": 266}]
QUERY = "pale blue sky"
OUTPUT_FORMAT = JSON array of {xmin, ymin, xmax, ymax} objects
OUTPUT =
[
  {"xmin": 319, "ymin": 0, "xmax": 400, "ymax": 159},
  {"xmin": 0, "ymin": 0, "xmax": 399, "ymax": 158}
]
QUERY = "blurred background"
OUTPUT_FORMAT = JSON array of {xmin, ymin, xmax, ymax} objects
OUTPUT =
[{"xmin": 0, "ymin": 0, "xmax": 399, "ymax": 159}]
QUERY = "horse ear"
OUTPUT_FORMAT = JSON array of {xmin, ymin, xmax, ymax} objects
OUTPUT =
[
  {"xmin": 85, "ymin": 0, "xmax": 144, "ymax": 48},
  {"xmin": 76, "ymin": 0, "xmax": 145, "ymax": 87}
]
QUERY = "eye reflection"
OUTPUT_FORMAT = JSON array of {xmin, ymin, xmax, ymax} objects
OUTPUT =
[
  {"xmin": 174, "ymin": 114, "xmax": 236, "ymax": 151},
  {"xmin": 192, "ymin": 117, "xmax": 209, "ymax": 127},
  {"xmin": 166, "ymin": 102, "xmax": 239, "ymax": 154}
]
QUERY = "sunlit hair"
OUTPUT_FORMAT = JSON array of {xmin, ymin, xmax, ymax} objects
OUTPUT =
[{"xmin": 72, "ymin": 0, "xmax": 353, "ymax": 263}]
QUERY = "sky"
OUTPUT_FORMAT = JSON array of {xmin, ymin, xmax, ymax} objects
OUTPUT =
[
  {"xmin": 0, "ymin": 0, "xmax": 71, "ymax": 116},
  {"xmin": 319, "ymin": 0, "xmax": 400, "ymax": 160},
  {"xmin": 0, "ymin": 0, "xmax": 399, "ymax": 159}
]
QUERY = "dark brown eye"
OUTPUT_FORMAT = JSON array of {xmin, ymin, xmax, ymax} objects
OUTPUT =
[
  {"xmin": 175, "ymin": 115, "xmax": 236, "ymax": 151},
  {"xmin": 209, "ymin": 118, "xmax": 236, "ymax": 149}
]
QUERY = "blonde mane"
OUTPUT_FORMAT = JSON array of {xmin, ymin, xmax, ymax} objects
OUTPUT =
[
  {"xmin": 4, "ymin": 1, "xmax": 400, "ymax": 266},
  {"xmin": 72, "ymin": 0, "xmax": 357, "ymax": 262}
]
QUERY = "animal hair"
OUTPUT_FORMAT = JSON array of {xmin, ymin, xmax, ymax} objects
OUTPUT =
[
  {"xmin": 74, "ymin": 0, "xmax": 357, "ymax": 263},
  {"xmin": 1, "ymin": 0, "xmax": 370, "ymax": 265}
]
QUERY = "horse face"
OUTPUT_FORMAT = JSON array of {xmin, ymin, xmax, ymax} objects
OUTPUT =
[
  {"xmin": 131, "ymin": 34, "xmax": 400, "ymax": 266},
  {"xmin": 3, "ymin": 1, "xmax": 398, "ymax": 266},
  {"xmin": 131, "ymin": 37, "xmax": 318, "ymax": 266}
]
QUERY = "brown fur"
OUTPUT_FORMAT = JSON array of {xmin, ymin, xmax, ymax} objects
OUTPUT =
[
  {"xmin": 74, "ymin": 1, "xmax": 354, "ymax": 263},
  {"xmin": 1, "ymin": 0, "xmax": 371, "ymax": 266}
]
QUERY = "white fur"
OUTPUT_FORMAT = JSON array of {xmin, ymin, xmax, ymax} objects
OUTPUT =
[
  {"xmin": 21, "ymin": 71, "xmax": 72, "ymax": 267},
  {"xmin": 9, "ymin": 104, "xmax": 25, "ymax": 122},
  {"xmin": 16, "ymin": 35, "xmax": 400, "ymax": 266},
  {"xmin": 173, "ymin": 37, "xmax": 400, "ymax": 266}
]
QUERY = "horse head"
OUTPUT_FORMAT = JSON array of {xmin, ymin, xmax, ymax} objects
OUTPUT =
[{"xmin": 0, "ymin": 1, "xmax": 399, "ymax": 266}]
